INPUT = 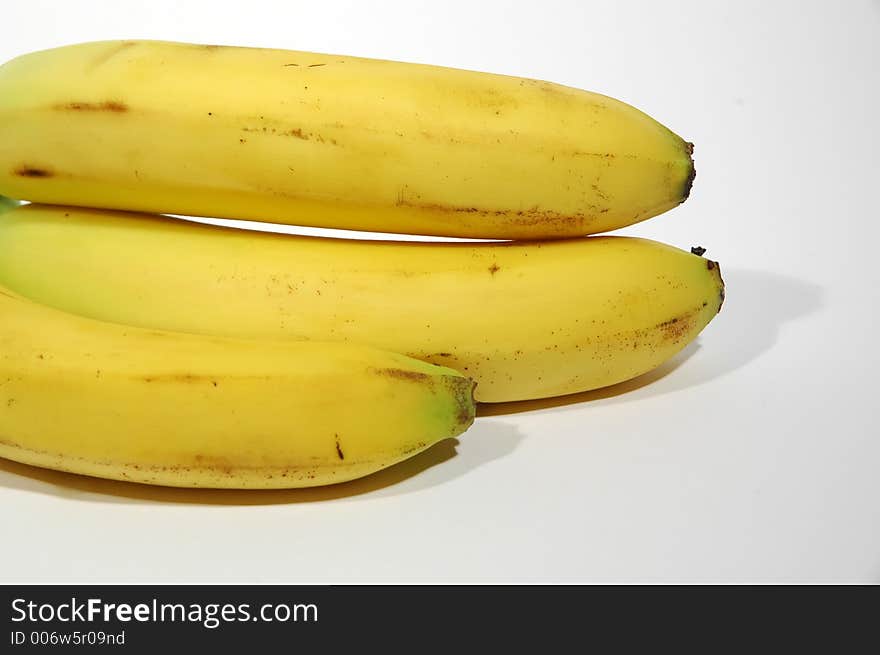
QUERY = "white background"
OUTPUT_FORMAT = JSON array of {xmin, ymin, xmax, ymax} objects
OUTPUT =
[{"xmin": 1, "ymin": 0, "xmax": 878, "ymax": 583}]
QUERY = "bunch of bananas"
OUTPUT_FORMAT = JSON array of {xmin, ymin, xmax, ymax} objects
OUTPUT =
[{"xmin": 0, "ymin": 40, "xmax": 723, "ymax": 489}]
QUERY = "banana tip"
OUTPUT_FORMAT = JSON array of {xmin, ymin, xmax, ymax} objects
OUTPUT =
[
  {"xmin": 689, "ymin": 245, "xmax": 723, "ymax": 313},
  {"xmin": 681, "ymin": 142, "xmax": 696, "ymax": 201},
  {"xmin": 453, "ymin": 377, "xmax": 478, "ymax": 433},
  {"xmin": 707, "ymin": 258, "xmax": 724, "ymax": 312}
]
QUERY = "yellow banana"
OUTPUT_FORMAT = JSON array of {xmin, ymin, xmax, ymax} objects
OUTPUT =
[
  {"xmin": 0, "ymin": 282, "xmax": 475, "ymax": 488},
  {"xmin": 0, "ymin": 40, "xmax": 694, "ymax": 239},
  {"xmin": 0, "ymin": 204, "xmax": 724, "ymax": 403}
]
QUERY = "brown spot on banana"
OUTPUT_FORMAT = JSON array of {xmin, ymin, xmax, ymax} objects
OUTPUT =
[
  {"xmin": 140, "ymin": 373, "xmax": 268, "ymax": 384},
  {"xmin": 53, "ymin": 101, "xmax": 129, "ymax": 112},
  {"xmin": 369, "ymin": 367, "xmax": 431, "ymax": 382},
  {"xmin": 656, "ymin": 313, "xmax": 697, "ymax": 344},
  {"xmin": 239, "ymin": 125, "xmax": 330, "ymax": 142},
  {"xmin": 142, "ymin": 373, "xmax": 205, "ymax": 383},
  {"xmin": 570, "ymin": 151, "xmax": 617, "ymax": 159},
  {"xmin": 394, "ymin": 198, "xmax": 596, "ymax": 232},
  {"xmin": 398, "ymin": 441, "xmax": 430, "ymax": 457},
  {"xmin": 13, "ymin": 166, "xmax": 53, "ymax": 178},
  {"xmin": 192, "ymin": 453, "xmax": 235, "ymax": 472}
]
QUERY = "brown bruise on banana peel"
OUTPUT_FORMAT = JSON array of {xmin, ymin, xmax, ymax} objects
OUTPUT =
[
  {"xmin": 238, "ymin": 124, "xmax": 341, "ymax": 146},
  {"xmin": 656, "ymin": 312, "xmax": 698, "ymax": 344},
  {"xmin": 13, "ymin": 166, "xmax": 54, "ymax": 178},
  {"xmin": 140, "ymin": 373, "xmax": 226, "ymax": 385},
  {"xmin": 370, "ymin": 367, "xmax": 431, "ymax": 382},
  {"xmin": 395, "ymin": 199, "xmax": 600, "ymax": 234},
  {"xmin": 53, "ymin": 100, "xmax": 129, "ymax": 113}
]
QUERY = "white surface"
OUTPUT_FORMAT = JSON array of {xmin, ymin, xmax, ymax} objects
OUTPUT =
[{"xmin": 1, "ymin": 0, "xmax": 878, "ymax": 583}]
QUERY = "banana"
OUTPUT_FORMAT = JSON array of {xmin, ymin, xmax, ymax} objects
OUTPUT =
[
  {"xmin": 0, "ymin": 204, "xmax": 724, "ymax": 403},
  {"xmin": 0, "ymin": 40, "xmax": 694, "ymax": 239},
  {"xmin": 0, "ymin": 282, "xmax": 475, "ymax": 488}
]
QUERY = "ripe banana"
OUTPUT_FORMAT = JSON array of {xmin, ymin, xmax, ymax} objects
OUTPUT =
[
  {"xmin": 0, "ymin": 282, "xmax": 475, "ymax": 488},
  {"xmin": 0, "ymin": 204, "xmax": 724, "ymax": 403},
  {"xmin": 0, "ymin": 40, "xmax": 694, "ymax": 239}
]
